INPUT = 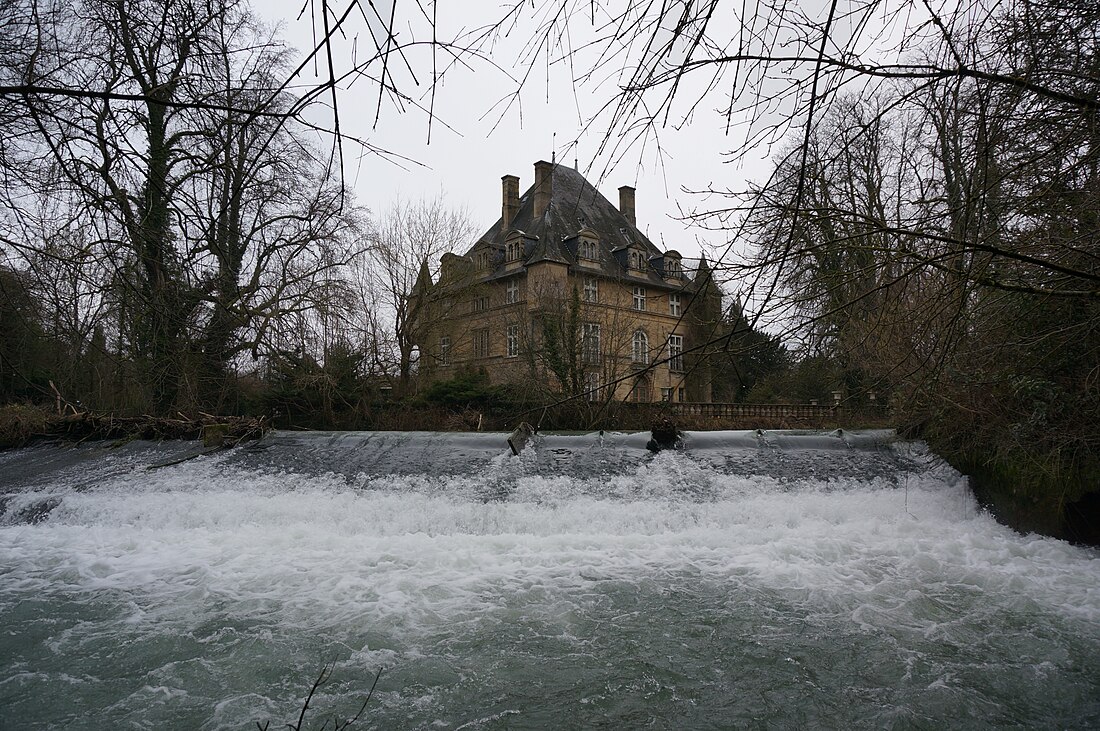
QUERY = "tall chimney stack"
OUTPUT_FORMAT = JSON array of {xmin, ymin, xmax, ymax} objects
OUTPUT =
[
  {"xmin": 534, "ymin": 160, "xmax": 553, "ymax": 219},
  {"xmin": 502, "ymin": 174, "xmax": 519, "ymax": 229},
  {"xmin": 619, "ymin": 185, "xmax": 636, "ymax": 227}
]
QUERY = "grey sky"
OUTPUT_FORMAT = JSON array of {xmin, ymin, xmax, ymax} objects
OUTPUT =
[{"xmin": 260, "ymin": 1, "xmax": 778, "ymax": 260}]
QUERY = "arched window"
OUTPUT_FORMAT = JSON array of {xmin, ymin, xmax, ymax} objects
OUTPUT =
[
  {"xmin": 632, "ymin": 330, "xmax": 649, "ymax": 364},
  {"xmin": 506, "ymin": 240, "xmax": 523, "ymax": 262}
]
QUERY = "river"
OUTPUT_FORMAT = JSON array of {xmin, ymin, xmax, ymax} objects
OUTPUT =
[{"xmin": 1, "ymin": 430, "xmax": 1098, "ymax": 728}]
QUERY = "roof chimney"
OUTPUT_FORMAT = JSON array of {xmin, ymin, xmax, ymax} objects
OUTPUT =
[
  {"xmin": 534, "ymin": 160, "xmax": 553, "ymax": 219},
  {"xmin": 502, "ymin": 174, "xmax": 519, "ymax": 229},
  {"xmin": 619, "ymin": 185, "xmax": 636, "ymax": 227}
]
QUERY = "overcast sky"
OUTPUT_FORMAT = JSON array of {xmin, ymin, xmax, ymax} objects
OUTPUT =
[{"xmin": 259, "ymin": 1, "xmax": 779, "ymax": 260}]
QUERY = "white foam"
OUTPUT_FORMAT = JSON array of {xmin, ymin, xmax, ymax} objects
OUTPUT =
[
  {"xmin": 2, "ymin": 441, "xmax": 1099, "ymax": 729},
  {"xmin": 3, "ymin": 452, "xmax": 1097, "ymax": 634}
]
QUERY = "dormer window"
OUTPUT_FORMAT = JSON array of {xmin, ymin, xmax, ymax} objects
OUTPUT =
[
  {"xmin": 579, "ymin": 239, "xmax": 598, "ymax": 261},
  {"xmin": 476, "ymin": 250, "xmax": 490, "ymax": 270},
  {"xmin": 440, "ymin": 256, "xmax": 457, "ymax": 280},
  {"xmin": 629, "ymin": 249, "xmax": 646, "ymax": 271},
  {"xmin": 506, "ymin": 240, "xmax": 523, "ymax": 262},
  {"xmin": 663, "ymin": 250, "xmax": 684, "ymax": 279}
]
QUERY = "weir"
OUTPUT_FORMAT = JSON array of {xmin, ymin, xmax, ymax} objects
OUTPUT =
[
  {"xmin": 1, "ymin": 428, "xmax": 911, "ymax": 496},
  {"xmin": 1, "ymin": 430, "xmax": 1098, "ymax": 729}
]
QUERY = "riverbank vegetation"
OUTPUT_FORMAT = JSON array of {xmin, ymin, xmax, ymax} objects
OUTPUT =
[
  {"xmin": 1, "ymin": 0, "xmax": 1095, "ymax": 539},
  {"xmin": 0, "ymin": 403, "xmax": 268, "ymax": 449},
  {"xmin": 720, "ymin": 1, "xmax": 1100, "ymax": 537}
]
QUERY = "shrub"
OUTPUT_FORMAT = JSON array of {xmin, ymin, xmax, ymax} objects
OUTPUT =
[{"xmin": 0, "ymin": 403, "xmax": 51, "ymax": 448}]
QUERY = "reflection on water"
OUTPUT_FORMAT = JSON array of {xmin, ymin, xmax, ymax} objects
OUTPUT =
[{"xmin": 1, "ymin": 431, "xmax": 1098, "ymax": 729}]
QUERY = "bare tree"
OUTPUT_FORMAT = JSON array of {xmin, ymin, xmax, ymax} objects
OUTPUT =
[
  {"xmin": 365, "ymin": 195, "xmax": 474, "ymax": 395},
  {"xmin": 0, "ymin": 0, "xmax": 368, "ymax": 413},
  {"xmin": 442, "ymin": 0, "xmax": 1098, "ymax": 500}
]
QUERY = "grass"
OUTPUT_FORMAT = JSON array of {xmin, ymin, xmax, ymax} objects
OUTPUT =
[{"xmin": 0, "ymin": 403, "xmax": 51, "ymax": 448}]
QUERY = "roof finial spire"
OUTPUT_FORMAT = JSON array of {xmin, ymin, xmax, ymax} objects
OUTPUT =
[{"xmin": 552, "ymin": 132, "xmax": 556, "ymax": 164}]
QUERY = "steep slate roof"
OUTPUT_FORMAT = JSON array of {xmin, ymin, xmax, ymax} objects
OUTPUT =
[{"xmin": 466, "ymin": 163, "xmax": 696, "ymax": 290}]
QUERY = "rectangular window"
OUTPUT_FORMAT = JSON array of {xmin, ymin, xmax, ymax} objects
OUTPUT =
[
  {"xmin": 506, "ymin": 280, "xmax": 519, "ymax": 304},
  {"xmin": 585, "ymin": 371, "xmax": 601, "ymax": 401},
  {"xmin": 583, "ymin": 277, "xmax": 598, "ymax": 303},
  {"xmin": 678, "ymin": 387, "xmax": 685, "ymax": 402},
  {"xmin": 507, "ymin": 325, "xmax": 519, "ymax": 357},
  {"xmin": 582, "ymin": 323, "xmax": 601, "ymax": 364},
  {"xmin": 439, "ymin": 336, "xmax": 451, "ymax": 365},
  {"xmin": 473, "ymin": 328, "xmax": 490, "ymax": 358},
  {"xmin": 660, "ymin": 388, "xmax": 673, "ymax": 402},
  {"xmin": 669, "ymin": 293, "xmax": 681, "ymax": 317},
  {"xmin": 632, "ymin": 286, "xmax": 646, "ymax": 311},
  {"xmin": 668, "ymin": 334, "xmax": 684, "ymax": 371},
  {"xmin": 473, "ymin": 296, "xmax": 489, "ymax": 312}
]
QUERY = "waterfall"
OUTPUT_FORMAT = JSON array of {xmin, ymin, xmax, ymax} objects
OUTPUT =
[{"xmin": 2, "ymin": 431, "xmax": 1098, "ymax": 729}]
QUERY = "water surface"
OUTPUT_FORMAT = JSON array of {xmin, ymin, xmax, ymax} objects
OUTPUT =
[{"xmin": 1, "ymin": 431, "xmax": 1097, "ymax": 729}]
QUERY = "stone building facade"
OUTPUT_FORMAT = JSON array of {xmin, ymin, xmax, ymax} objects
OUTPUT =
[{"xmin": 409, "ymin": 160, "xmax": 723, "ymax": 402}]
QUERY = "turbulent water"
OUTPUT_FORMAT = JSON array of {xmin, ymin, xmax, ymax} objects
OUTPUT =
[{"xmin": 1, "ymin": 430, "xmax": 1098, "ymax": 729}]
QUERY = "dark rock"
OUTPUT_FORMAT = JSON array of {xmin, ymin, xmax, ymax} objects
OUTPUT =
[
  {"xmin": 647, "ymin": 417, "xmax": 683, "ymax": 452},
  {"xmin": 1064, "ymin": 491, "xmax": 1100, "ymax": 547}
]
